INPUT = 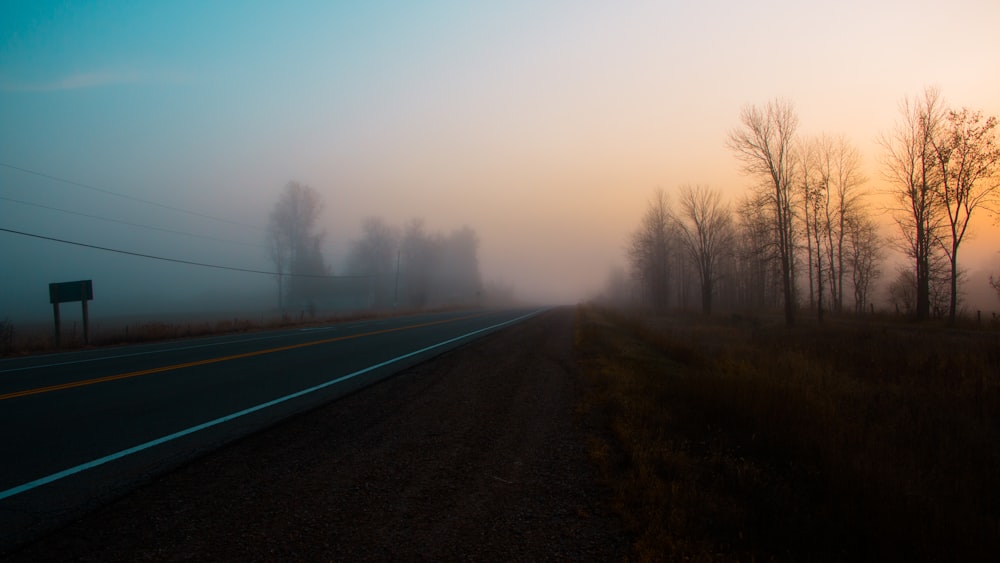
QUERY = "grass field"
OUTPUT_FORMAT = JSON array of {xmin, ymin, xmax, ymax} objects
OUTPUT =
[
  {"xmin": 575, "ymin": 305, "xmax": 1000, "ymax": 562},
  {"xmin": 0, "ymin": 309, "xmax": 411, "ymax": 357}
]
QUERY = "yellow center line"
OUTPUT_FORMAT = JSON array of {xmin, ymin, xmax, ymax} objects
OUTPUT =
[{"xmin": 0, "ymin": 312, "xmax": 489, "ymax": 402}]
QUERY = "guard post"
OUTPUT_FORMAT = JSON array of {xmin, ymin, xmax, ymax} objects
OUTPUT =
[{"xmin": 49, "ymin": 280, "xmax": 94, "ymax": 347}]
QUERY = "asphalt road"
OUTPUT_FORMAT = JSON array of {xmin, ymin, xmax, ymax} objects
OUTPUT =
[{"xmin": 0, "ymin": 307, "xmax": 544, "ymax": 551}]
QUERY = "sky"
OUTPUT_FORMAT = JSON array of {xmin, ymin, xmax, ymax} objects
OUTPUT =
[{"xmin": 2, "ymin": 0, "xmax": 1000, "ymax": 324}]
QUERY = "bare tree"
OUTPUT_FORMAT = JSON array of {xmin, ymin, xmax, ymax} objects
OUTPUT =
[
  {"xmin": 930, "ymin": 108, "xmax": 1000, "ymax": 324},
  {"xmin": 887, "ymin": 268, "xmax": 917, "ymax": 316},
  {"xmin": 811, "ymin": 150, "xmax": 829, "ymax": 321},
  {"xmin": 845, "ymin": 213, "xmax": 882, "ymax": 314},
  {"xmin": 628, "ymin": 189, "xmax": 675, "ymax": 313},
  {"xmin": 821, "ymin": 135, "xmax": 867, "ymax": 313},
  {"xmin": 728, "ymin": 99, "xmax": 799, "ymax": 325},
  {"xmin": 435, "ymin": 226, "xmax": 483, "ymax": 304},
  {"xmin": 796, "ymin": 138, "xmax": 820, "ymax": 311},
  {"xmin": 350, "ymin": 218, "xmax": 484, "ymax": 309},
  {"xmin": 878, "ymin": 88, "xmax": 946, "ymax": 320},
  {"xmin": 674, "ymin": 185, "xmax": 734, "ymax": 314},
  {"xmin": 267, "ymin": 181, "xmax": 327, "ymax": 311},
  {"xmin": 400, "ymin": 219, "xmax": 436, "ymax": 308},
  {"xmin": 887, "ymin": 265, "xmax": 950, "ymax": 317},
  {"xmin": 347, "ymin": 217, "xmax": 399, "ymax": 308},
  {"xmin": 267, "ymin": 225, "xmax": 289, "ymax": 310},
  {"xmin": 599, "ymin": 265, "xmax": 635, "ymax": 307},
  {"xmin": 733, "ymin": 192, "xmax": 780, "ymax": 310}
]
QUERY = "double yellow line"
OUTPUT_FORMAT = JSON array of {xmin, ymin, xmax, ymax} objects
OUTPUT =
[{"xmin": 0, "ymin": 312, "xmax": 486, "ymax": 402}]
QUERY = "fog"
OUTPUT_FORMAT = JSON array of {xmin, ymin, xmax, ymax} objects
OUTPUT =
[{"xmin": 3, "ymin": 2, "xmax": 1000, "ymax": 327}]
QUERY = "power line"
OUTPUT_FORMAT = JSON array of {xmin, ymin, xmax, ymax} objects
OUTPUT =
[
  {"xmin": 0, "ymin": 162, "xmax": 265, "ymax": 232},
  {"xmin": 0, "ymin": 227, "xmax": 372, "ymax": 280},
  {"xmin": 0, "ymin": 195, "xmax": 268, "ymax": 250}
]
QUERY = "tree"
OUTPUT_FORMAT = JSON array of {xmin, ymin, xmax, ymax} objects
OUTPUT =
[
  {"xmin": 674, "ymin": 185, "xmax": 734, "ymax": 314},
  {"xmin": 348, "ymin": 218, "xmax": 484, "ymax": 309},
  {"xmin": 796, "ymin": 136, "xmax": 829, "ymax": 320},
  {"xmin": 796, "ymin": 137, "xmax": 821, "ymax": 311},
  {"xmin": 930, "ymin": 108, "xmax": 1000, "ymax": 324},
  {"xmin": 435, "ymin": 226, "xmax": 482, "ymax": 304},
  {"xmin": 629, "ymin": 189, "xmax": 675, "ymax": 313},
  {"xmin": 878, "ymin": 88, "xmax": 946, "ymax": 321},
  {"xmin": 288, "ymin": 235, "xmax": 329, "ymax": 313},
  {"xmin": 845, "ymin": 213, "xmax": 882, "ymax": 314},
  {"xmin": 728, "ymin": 99, "xmax": 799, "ymax": 325},
  {"xmin": 400, "ymin": 219, "xmax": 436, "ymax": 308},
  {"xmin": 267, "ymin": 181, "xmax": 327, "ymax": 311},
  {"xmin": 888, "ymin": 268, "xmax": 917, "ymax": 316},
  {"xmin": 733, "ymin": 192, "xmax": 780, "ymax": 310},
  {"xmin": 796, "ymin": 134, "xmax": 869, "ymax": 320},
  {"xmin": 820, "ymin": 135, "xmax": 867, "ymax": 313},
  {"xmin": 347, "ymin": 217, "xmax": 399, "ymax": 308},
  {"xmin": 599, "ymin": 265, "xmax": 634, "ymax": 307}
]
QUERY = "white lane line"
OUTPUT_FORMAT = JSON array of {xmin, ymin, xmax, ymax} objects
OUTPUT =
[{"xmin": 0, "ymin": 309, "xmax": 545, "ymax": 501}]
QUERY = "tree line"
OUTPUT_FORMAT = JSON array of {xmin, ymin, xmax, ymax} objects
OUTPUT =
[
  {"xmin": 614, "ymin": 88, "xmax": 999, "ymax": 326},
  {"xmin": 266, "ymin": 182, "xmax": 482, "ymax": 313}
]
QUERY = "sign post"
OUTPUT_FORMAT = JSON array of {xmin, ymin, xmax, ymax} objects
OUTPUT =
[{"xmin": 49, "ymin": 280, "xmax": 94, "ymax": 347}]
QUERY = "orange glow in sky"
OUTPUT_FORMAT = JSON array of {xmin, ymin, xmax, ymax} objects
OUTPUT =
[{"xmin": 2, "ymin": 1, "xmax": 999, "ymax": 316}]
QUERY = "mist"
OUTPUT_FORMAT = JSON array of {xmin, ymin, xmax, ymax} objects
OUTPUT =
[{"xmin": 3, "ymin": 2, "xmax": 1000, "ymax": 331}]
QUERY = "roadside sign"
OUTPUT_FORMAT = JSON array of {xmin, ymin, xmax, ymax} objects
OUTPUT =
[{"xmin": 48, "ymin": 280, "xmax": 94, "ymax": 347}]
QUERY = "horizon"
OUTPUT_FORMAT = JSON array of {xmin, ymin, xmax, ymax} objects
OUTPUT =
[{"xmin": 3, "ymin": 1, "xmax": 1000, "ymax": 324}]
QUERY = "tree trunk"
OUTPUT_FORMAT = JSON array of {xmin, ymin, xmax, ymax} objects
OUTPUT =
[
  {"xmin": 701, "ymin": 278, "xmax": 712, "ymax": 315},
  {"xmin": 915, "ymin": 224, "xmax": 930, "ymax": 321},
  {"xmin": 948, "ymin": 247, "xmax": 958, "ymax": 325},
  {"xmin": 816, "ymin": 246, "xmax": 824, "ymax": 324}
]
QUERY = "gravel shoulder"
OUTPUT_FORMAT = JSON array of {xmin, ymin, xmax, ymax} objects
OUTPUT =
[{"xmin": 5, "ymin": 307, "xmax": 626, "ymax": 561}]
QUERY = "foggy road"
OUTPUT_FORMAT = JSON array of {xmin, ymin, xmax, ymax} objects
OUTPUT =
[{"xmin": 0, "ymin": 308, "xmax": 543, "ymax": 550}]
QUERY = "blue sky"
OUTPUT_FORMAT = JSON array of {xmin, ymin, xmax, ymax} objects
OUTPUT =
[{"xmin": 2, "ymin": 1, "xmax": 1000, "ymax": 322}]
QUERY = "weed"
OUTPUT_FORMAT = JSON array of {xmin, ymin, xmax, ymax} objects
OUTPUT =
[
  {"xmin": 0, "ymin": 318, "xmax": 13, "ymax": 355},
  {"xmin": 0, "ymin": 307, "xmax": 440, "ymax": 357},
  {"xmin": 576, "ymin": 304, "xmax": 1000, "ymax": 562}
]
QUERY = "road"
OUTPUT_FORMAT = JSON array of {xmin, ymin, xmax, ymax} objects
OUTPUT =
[{"xmin": 0, "ymin": 308, "xmax": 544, "ymax": 551}]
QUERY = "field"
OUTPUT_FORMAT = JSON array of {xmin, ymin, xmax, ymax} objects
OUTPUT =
[
  {"xmin": 0, "ymin": 309, "xmax": 414, "ymax": 357},
  {"xmin": 575, "ymin": 305, "xmax": 1000, "ymax": 562}
]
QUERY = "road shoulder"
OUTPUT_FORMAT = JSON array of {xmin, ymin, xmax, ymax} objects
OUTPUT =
[{"xmin": 5, "ymin": 307, "xmax": 626, "ymax": 561}]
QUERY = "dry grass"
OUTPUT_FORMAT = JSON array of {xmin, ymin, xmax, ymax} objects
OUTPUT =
[
  {"xmin": 575, "ymin": 305, "xmax": 1000, "ymax": 562},
  {"xmin": 0, "ymin": 308, "xmax": 446, "ymax": 357},
  {"xmin": 0, "ymin": 318, "xmax": 14, "ymax": 356}
]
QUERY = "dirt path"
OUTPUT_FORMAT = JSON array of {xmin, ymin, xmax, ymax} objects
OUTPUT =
[{"xmin": 5, "ymin": 308, "xmax": 626, "ymax": 561}]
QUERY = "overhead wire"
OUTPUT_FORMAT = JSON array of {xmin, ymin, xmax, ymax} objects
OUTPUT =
[
  {"xmin": 0, "ymin": 161, "xmax": 266, "ymax": 232},
  {"xmin": 0, "ymin": 195, "xmax": 268, "ymax": 250},
  {"xmin": 0, "ymin": 227, "xmax": 374, "ymax": 280}
]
